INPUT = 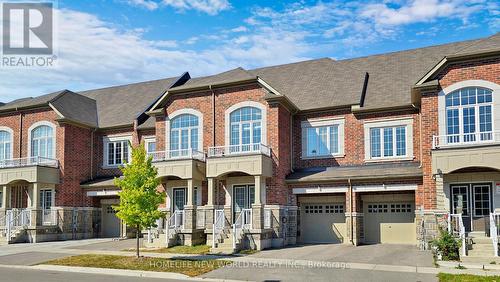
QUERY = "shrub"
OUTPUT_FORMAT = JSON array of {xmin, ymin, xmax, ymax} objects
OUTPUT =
[{"xmin": 431, "ymin": 228, "xmax": 461, "ymax": 261}]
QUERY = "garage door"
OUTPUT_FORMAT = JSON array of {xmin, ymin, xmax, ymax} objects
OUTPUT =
[
  {"xmin": 364, "ymin": 202, "xmax": 416, "ymax": 244},
  {"xmin": 301, "ymin": 203, "xmax": 346, "ymax": 243},
  {"xmin": 102, "ymin": 204, "xmax": 121, "ymax": 238}
]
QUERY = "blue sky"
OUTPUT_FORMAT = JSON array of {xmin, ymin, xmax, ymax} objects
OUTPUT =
[{"xmin": 1, "ymin": 0, "xmax": 499, "ymax": 102}]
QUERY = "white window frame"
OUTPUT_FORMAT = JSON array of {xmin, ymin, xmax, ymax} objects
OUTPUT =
[
  {"xmin": 364, "ymin": 117, "xmax": 413, "ymax": 162},
  {"xmin": 0, "ymin": 126, "xmax": 13, "ymax": 161},
  {"xmin": 143, "ymin": 136, "xmax": 156, "ymax": 154},
  {"xmin": 301, "ymin": 118, "xmax": 345, "ymax": 159},
  {"xmin": 165, "ymin": 109, "xmax": 203, "ymax": 152},
  {"xmin": 27, "ymin": 121, "xmax": 57, "ymax": 159},
  {"xmin": 438, "ymin": 80, "xmax": 500, "ymax": 143},
  {"xmin": 225, "ymin": 101, "xmax": 267, "ymax": 147},
  {"xmin": 103, "ymin": 135, "xmax": 132, "ymax": 168}
]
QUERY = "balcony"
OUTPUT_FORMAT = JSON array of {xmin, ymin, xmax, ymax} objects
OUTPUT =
[
  {"xmin": 431, "ymin": 132, "xmax": 500, "ymax": 174},
  {"xmin": 148, "ymin": 149, "xmax": 206, "ymax": 180},
  {"xmin": 0, "ymin": 157, "xmax": 60, "ymax": 185},
  {"xmin": 432, "ymin": 131, "xmax": 500, "ymax": 149},
  {"xmin": 206, "ymin": 144, "xmax": 273, "ymax": 178}
]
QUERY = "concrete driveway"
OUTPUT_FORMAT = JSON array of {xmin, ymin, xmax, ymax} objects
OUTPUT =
[{"xmin": 248, "ymin": 244, "xmax": 434, "ymax": 267}]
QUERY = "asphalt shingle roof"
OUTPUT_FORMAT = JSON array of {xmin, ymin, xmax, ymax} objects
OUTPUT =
[{"xmin": 286, "ymin": 163, "xmax": 423, "ymax": 183}]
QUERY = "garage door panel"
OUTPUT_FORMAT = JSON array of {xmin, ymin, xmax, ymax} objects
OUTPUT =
[
  {"xmin": 102, "ymin": 204, "xmax": 121, "ymax": 238},
  {"xmin": 364, "ymin": 202, "xmax": 415, "ymax": 244},
  {"xmin": 301, "ymin": 203, "xmax": 346, "ymax": 243}
]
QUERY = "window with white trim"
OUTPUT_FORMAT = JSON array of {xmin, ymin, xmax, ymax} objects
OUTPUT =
[
  {"xmin": 104, "ymin": 137, "xmax": 131, "ymax": 167},
  {"xmin": 31, "ymin": 125, "xmax": 54, "ymax": 159},
  {"xmin": 302, "ymin": 119, "xmax": 344, "ymax": 158},
  {"xmin": 229, "ymin": 107, "xmax": 262, "ymax": 151},
  {"xmin": 170, "ymin": 114, "xmax": 199, "ymax": 155},
  {"xmin": 445, "ymin": 87, "xmax": 493, "ymax": 143},
  {"xmin": 369, "ymin": 126, "xmax": 407, "ymax": 158},
  {"xmin": 364, "ymin": 118, "xmax": 413, "ymax": 161},
  {"xmin": 144, "ymin": 138, "xmax": 156, "ymax": 154},
  {"xmin": 0, "ymin": 130, "xmax": 12, "ymax": 161}
]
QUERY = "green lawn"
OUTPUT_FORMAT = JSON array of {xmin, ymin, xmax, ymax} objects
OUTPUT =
[
  {"xmin": 41, "ymin": 254, "xmax": 230, "ymax": 277},
  {"xmin": 131, "ymin": 244, "xmax": 211, "ymax": 255},
  {"xmin": 439, "ymin": 273, "xmax": 500, "ymax": 282}
]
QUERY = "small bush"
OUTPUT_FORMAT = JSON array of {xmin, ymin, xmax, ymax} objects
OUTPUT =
[{"xmin": 431, "ymin": 228, "xmax": 461, "ymax": 261}]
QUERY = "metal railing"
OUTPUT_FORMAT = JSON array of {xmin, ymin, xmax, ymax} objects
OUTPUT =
[
  {"xmin": 490, "ymin": 213, "xmax": 500, "ymax": 257},
  {"xmin": 208, "ymin": 143, "xmax": 271, "ymax": 158},
  {"xmin": 264, "ymin": 208, "xmax": 272, "ymax": 229},
  {"xmin": 433, "ymin": 131, "xmax": 500, "ymax": 149},
  {"xmin": 5, "ymin": 209, "xmax": 31, "ymax": 239},
  {"xmin": 41, "ymin": 209, "xmax": 58, "ymax": 226},
  {"xmin": 0, "ymin": 156, "xmax": 59, "ymax": 169},
  {"xmin": 148, "ymin": 149, "xmax": 205, "ymax": 162},
  {"xmin": 448, "ymin": 213, "xmax": 466, "ymax": 257},
  {"xmin": 232, "ymin": 209, "xmax": 252, "ymax": 249},
  {"xmin": 212, "ymin": 209, "xmax": 225, "ymax": 248},
  {"xmin": 165, "ymin": 210, "xmax": 184, "ymax": 246}
]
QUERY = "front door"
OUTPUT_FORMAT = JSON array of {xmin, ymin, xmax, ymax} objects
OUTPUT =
[
  {"xmin": 173, "ymin": 188, "xmax": 187, "ymax": 211},
  {"xmin": 233, "ymin": 185, "xmax": 254, "ymax": 223},
  {"xmin": 472, "ymin": 184, "xmax": 492, "ymax": 231},
  {"xmin": 40, "ymin": 189, "xmax": 53, "ymax": 224},
  {"xmin": 450, "ymin": 183, "xmax": 492, "ymax": 232}
]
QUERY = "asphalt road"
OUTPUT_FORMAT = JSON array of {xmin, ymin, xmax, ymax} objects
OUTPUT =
[
  {"xmin": 202, "ymin": 265, "xmax": 439, "ymax": 282},
  {"xmin": 0, "ymin": 267, "xmax": 188, "ymax": 282}
]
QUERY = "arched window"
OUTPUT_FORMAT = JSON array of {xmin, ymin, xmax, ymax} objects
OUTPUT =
[
  {"xmin": 170, "ymin": 114, "xmax": 199, "ymax": 156},
  {"xmin": 445, "ymin": 87, "xmax": 493, "ymax": 143},
  {"xmin": 0, "ymin": 130, "xmax": 12, "ymax": 161},
  {"xmin": 229, "ymin": 106, "xmax": 262, "ymax": 152},
  {"xmin": 31, "ymin": 125, "xmax": 55, "ymax": 159}
]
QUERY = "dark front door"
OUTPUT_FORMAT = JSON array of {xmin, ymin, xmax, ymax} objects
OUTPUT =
[{"xmin": 450, "ymin": 183, "xmax": 492, "ymax": 232}]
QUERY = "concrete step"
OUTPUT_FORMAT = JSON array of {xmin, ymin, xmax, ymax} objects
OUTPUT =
[
  {"xmin": 471, "ymin": 238, "xmax": 493, "ymax": 244},
  {"xmin": 462, "ymin": 256, "xmax": 500, "ymax": 264}
]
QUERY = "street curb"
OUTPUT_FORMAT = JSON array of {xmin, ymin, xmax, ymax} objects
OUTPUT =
[{"xmin": 0, "ymin": 264, "xmax": 249, "ymax": 282}]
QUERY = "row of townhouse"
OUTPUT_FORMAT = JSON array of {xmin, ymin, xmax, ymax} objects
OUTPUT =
[{"xmin": 0, "ymin": 33, "xmax": 499, "ymax": 255}]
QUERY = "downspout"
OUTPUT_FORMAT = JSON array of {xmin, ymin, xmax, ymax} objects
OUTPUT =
[
  {"xmin": 412, "ymin": 103, "xmax": 424, "ymax": 211},
  {"xmin": 90, "ymin": 129, "xmax": 96, "ymax": 180},
  {"xmin": 18, "ymin": 109, "xmax": 23, "ymax": 158},
  {"xmin": 290, "ymin": 114, "xmax": 294, "ymax": 172},
  {"xmin": 210, "ymin": 85, "xmax": 216, "ymax": 147},
  {"xmin": 348, "ymin": 178, "xmax": 353, "ymax": 245}
]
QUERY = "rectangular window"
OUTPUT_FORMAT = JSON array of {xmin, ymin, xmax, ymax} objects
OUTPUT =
[
  {"xmin": 106, "ymin": 140, "xmax": 130, "ymax": 166},
  {"xmin": 369, "ymin": 126, "xmax": 408, "ymax": 159},
  {"xmin": 304, "ymin": 125, "xmax": 341, "ymax": 157},
  {"xmin": 145, "ymin": 140, "xmax": 156, "ymax": 154}
]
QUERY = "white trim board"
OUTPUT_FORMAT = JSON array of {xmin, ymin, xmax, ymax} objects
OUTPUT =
[
  {"xmin": 353, "ymin": 184, "xmax": 417, "ymax": 192},
  {"xmin": 87, "ymin": 190, "xmax": 120, "ymax": 197},
  {"xmin": 293, "ymin": 186, "xmax": 348, "ymax": 194}
]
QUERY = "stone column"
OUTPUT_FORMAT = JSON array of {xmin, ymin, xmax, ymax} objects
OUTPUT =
[
  {"xmin": 207, "ymin": 178, "xmax": 215, "ymax": 206},
  {"xmin": 1, "ymin": 185, "xmax": 7, "ymax": 208},
  {"xmin": 253, "ymin": 175, "xmax": 266, "ymax": 205},
  {"xmin": 30, "ymin": 183, "xmax": 40, "ymax": 227},
  {"xmin": 345, "ymin": 189, "xmax": 363, "ymax": 245},
  {"xmin": 186, "ymin": 179, "xmax": 194, "ymax": 206}
]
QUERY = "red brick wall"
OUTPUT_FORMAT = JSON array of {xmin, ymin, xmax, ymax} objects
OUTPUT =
[
  {"xmin": 292, "ymin": 109, "xmax": 421, "ymax": 169},
  {"xmin": 419, "ymin": 58, "xmax": 500, "ymax": 210},
  {"xmin": 157, "ymin": 83, "xmax": 293, "ymax": 205},
  {"xmin": 0, "ymin": 108, "xmax": 98, "ymax": 207}
]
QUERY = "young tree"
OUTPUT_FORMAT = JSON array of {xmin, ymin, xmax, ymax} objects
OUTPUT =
[{"xmin": 114, "ymin": 142, "xmax": 164, "ymax": 258}]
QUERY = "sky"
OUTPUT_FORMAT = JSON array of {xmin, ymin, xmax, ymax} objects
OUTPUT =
[{"xmin": 1, "ymin": 0, "xmax": 499, "ymax": 103}]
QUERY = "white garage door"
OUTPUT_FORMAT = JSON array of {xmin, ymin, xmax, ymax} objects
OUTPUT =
[
  {"xmin": 102, "ymin": 204, "xmax": 121, "ymax": 238},
  {"xmin": 364, "ymin": 202, "xmax": 416, "ymax": 244},
  {"xmin": 301, "ymin": 203, "xmax": 346, "ymax": 243}
]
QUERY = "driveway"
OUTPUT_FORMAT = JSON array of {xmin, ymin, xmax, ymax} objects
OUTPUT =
[{"xmin": 247, "ymin": 244, "xmax": 434, "ymax": 267}]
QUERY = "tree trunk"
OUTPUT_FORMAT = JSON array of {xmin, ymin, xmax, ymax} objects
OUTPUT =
[{"xmin": 136, "ymin": 225, "xmax": 140, "ymax": 258}]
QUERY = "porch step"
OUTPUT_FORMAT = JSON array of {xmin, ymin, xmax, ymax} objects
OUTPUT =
[{"xmin": 470, "ymin": 237, "xmax": 493, "ymax": 244}]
